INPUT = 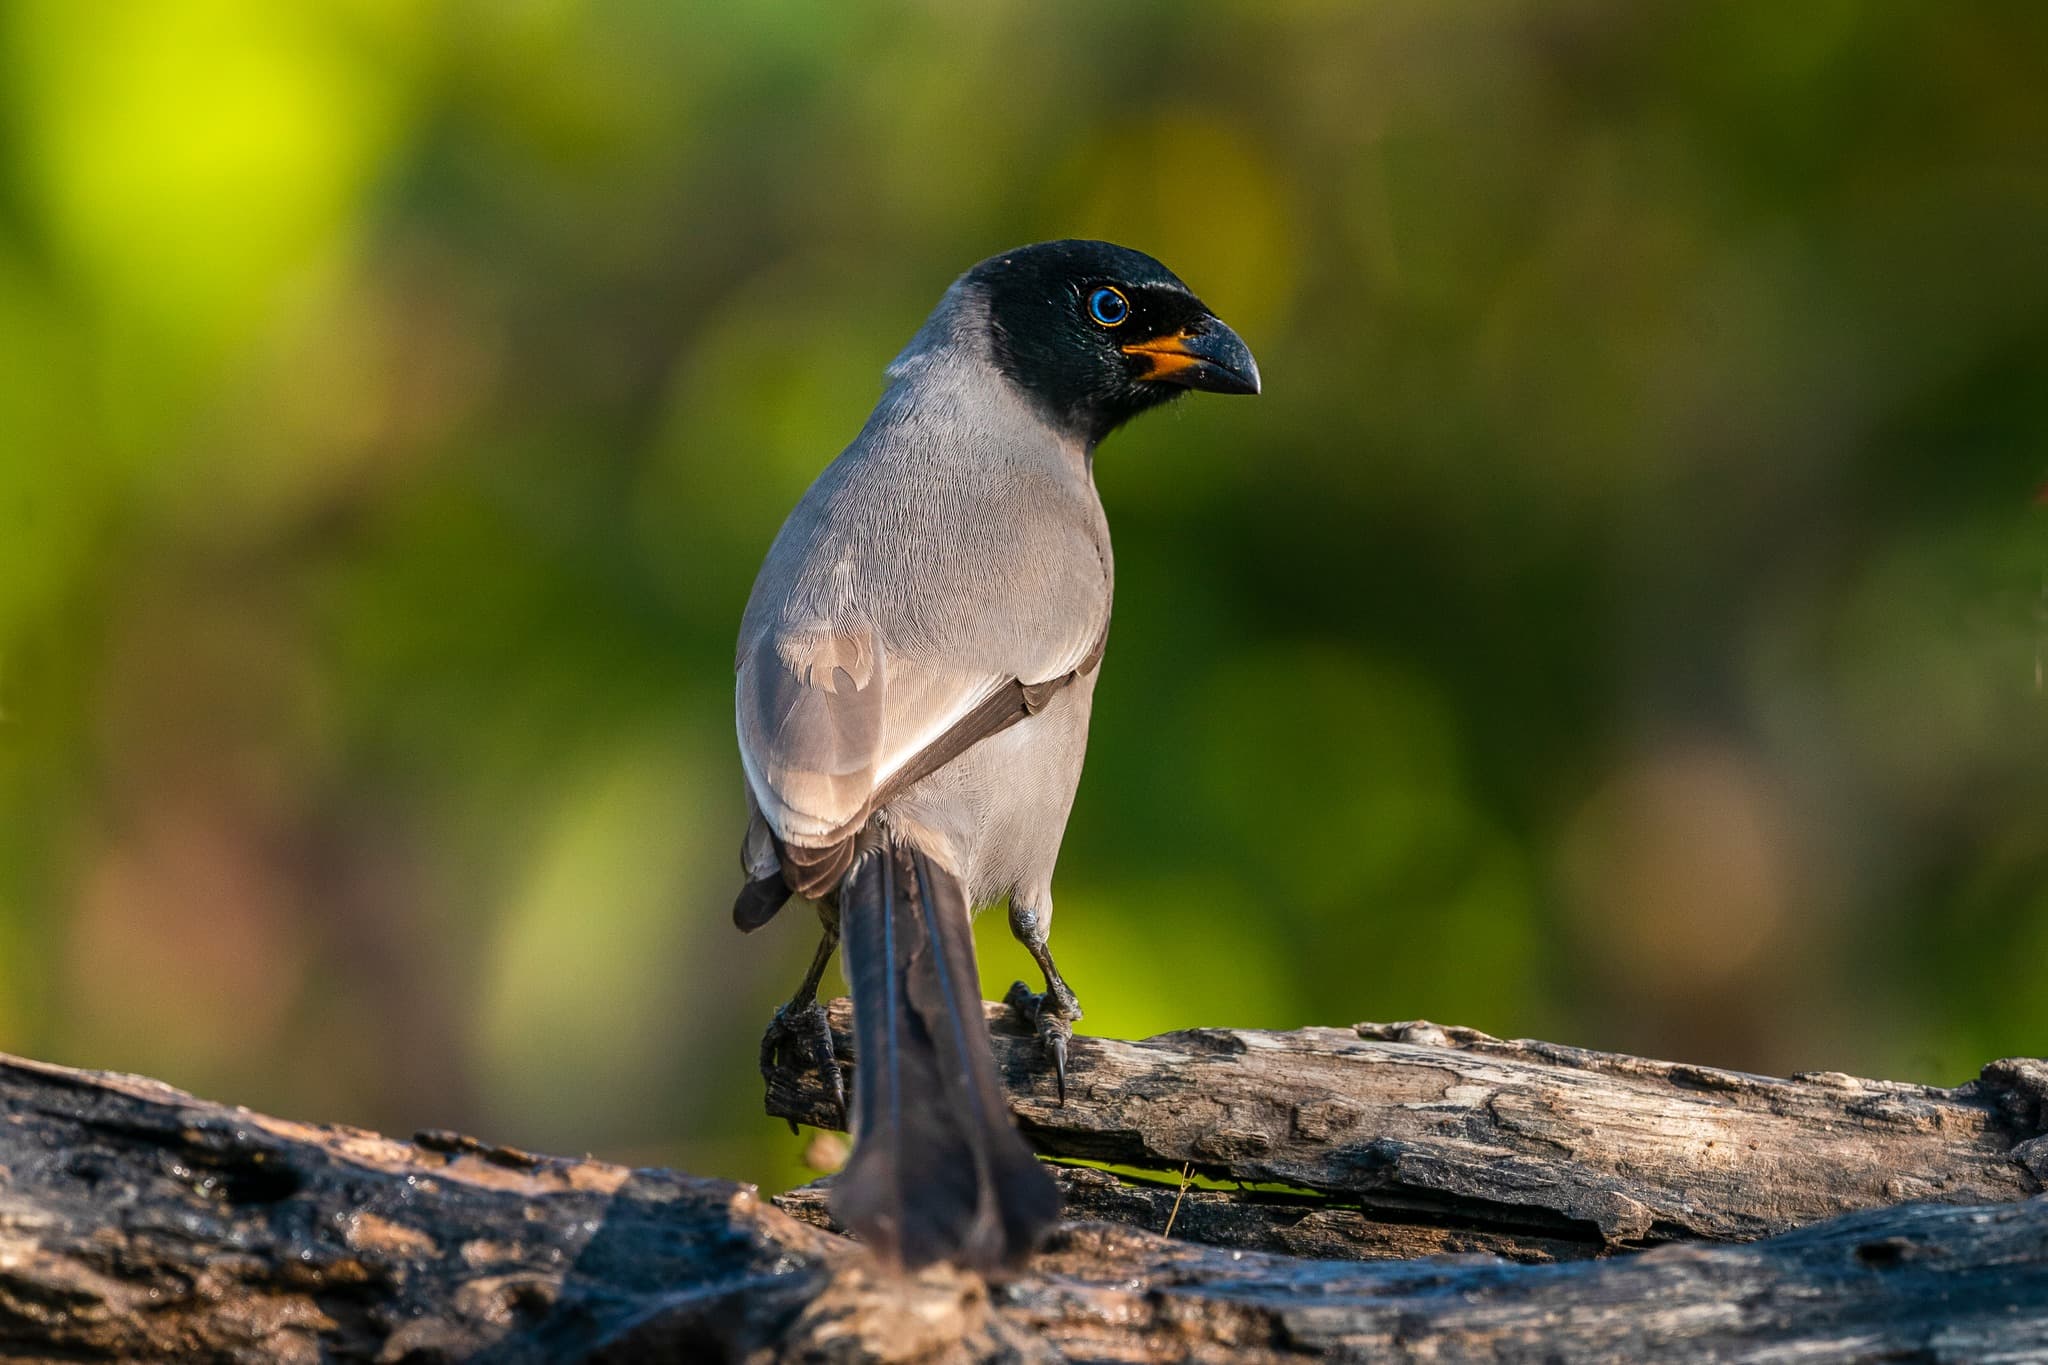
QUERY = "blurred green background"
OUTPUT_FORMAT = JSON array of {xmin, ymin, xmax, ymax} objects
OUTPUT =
[{"xmin": 3, "ymin": 0, "xmax": 2046, "ymax": 1194}]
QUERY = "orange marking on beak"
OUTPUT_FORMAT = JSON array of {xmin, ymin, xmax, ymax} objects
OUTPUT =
[{"xmin": 1120, "ymin": 331, "xmax": 1205, "ymax": 382}]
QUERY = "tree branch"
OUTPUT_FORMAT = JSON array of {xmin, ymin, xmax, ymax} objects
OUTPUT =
[
  {"xmin": 0, "ymin": 1007, "xmax": 2043, "ymax": 1361},
  {"xmin": 766, "ymin": 999, "xmax": 2048, "ymax": 1260}
]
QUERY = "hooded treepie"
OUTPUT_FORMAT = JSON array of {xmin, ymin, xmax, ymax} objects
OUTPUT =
[{"xmin": 732, "ymin": 240, "xmax": 1260, "ymax": 1269}]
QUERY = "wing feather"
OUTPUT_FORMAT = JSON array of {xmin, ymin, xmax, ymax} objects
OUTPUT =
[
  {"xmin": 737, "ymin": 617, "xmax": 1101, "ymax": 849},
  {"xmin": 734, "ymin": 393, "xmax": 1113, "ymax": 866}
]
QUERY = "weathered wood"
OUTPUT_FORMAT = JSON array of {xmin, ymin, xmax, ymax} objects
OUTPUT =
[
  {"xmin": 767, "ymin": 999, "xmax": 2048, "ymax": 1261},
  {"xmin": 2, "ymin": 1028, "xmax": 2046, "ymax": 1361},
  {"xmin": 777, "ymin": 1164, "xmax": 1602, "ymax": 1264},
  {"xmin": 0, "ymin": 1054, "xmax": 845, "ymax": 1362},
  {"xmin": 605, "ymin": 1198, "xmax": 2048, "ymax": 1363},
  {"xmin": 1009, "ymin": 1200, "xmax": 2048, "ymax": 1363}
]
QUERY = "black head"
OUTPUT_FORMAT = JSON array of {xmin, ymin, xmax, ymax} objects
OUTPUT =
[{"xmin": 968, "ymin": 240, "xmax": 1260, "ymax": 445}]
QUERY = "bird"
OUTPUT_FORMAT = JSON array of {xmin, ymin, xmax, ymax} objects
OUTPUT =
[{"xmin": 730, "ymin": 239, "xmax": 1259, "ymax": 1270}]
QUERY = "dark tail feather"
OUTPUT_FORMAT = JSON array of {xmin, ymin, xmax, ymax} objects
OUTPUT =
[
  {"xmin": 732, "ymin": 872, "xmax": 790, "ymax": 933},
  {"xmin": 830, "ymin": 842, "xmax": 1060, "ymax": 1269}
]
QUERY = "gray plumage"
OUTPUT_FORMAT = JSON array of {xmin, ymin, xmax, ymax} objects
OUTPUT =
[
  {"xmin": 732, "ymin": 240, "xmax": 1258, "ymax": 1269},
  {"xmin": 737, "ymin": 278, "xmax": 1110, "ymax": 911}
]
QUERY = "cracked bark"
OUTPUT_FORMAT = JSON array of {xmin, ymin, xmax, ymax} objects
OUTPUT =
[
  {"xmin": 768, "ymin": 1001, "xmax": 2048, "ymax": 1263},
  {"xmin": 0, "ymin": 1008, "xmax": 2044, "ymax": 1361}
]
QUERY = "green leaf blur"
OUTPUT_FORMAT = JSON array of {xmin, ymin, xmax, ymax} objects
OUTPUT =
[{"xmin": 2, "ymin": 1, "xmax": 2045, "ymax": 1196}]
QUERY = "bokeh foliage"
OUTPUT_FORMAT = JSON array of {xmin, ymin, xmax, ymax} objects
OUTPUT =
[{"xmin": 2, "ymin": 0, "xmax": 2045, "ymax": 1193}]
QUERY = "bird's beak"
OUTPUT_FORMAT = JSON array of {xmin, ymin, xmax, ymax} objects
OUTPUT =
[{"xmin": 1121, "ymin": 317, "xmax": 1261, "ymax": 395}]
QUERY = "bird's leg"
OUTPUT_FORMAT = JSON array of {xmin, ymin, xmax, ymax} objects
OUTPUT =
[
  {"xmin": 1003, "ymin": 900, "xmax": 1082, "ymax": 1104},
  {"xmin": 759, "ymin": 915, "xmax": 845, "ymax": 1131}
]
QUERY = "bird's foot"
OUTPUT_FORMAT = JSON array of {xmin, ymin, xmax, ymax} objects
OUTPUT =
[
  {"xmin": 1004, "ymin": 979, "xmax": 1082, "ymax": 1105},
  {"xmin": 759, "ymin": 1000, "xmax": 845, "ymax": 1133}
]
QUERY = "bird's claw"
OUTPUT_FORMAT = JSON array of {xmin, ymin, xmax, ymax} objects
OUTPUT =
[
  {"xmin": 1005, "ymin": 979, "xmax": 1080, "ymax": 1105},
  {"xmin": 759, "ymin": 1001, "xmax": 845, "ymax": 1132},
  {"xmin": 1044, "ymin": 1012, "xmax": 1072, "ymax": 1104}
]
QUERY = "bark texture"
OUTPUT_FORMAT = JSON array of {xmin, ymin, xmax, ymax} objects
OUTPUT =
[
  {"xmin": 769, "ymin": 1001, "xmax": 2048, "ymax": 1262},
  {"xmin": 0, "ymin": 1011, "xmax": 2044, "ymax": 1361}
]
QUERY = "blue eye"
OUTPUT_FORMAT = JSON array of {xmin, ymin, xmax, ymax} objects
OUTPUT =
[{"xmin": 1086, "ymin": 286, "xmax": 1130, "ymax": 327}]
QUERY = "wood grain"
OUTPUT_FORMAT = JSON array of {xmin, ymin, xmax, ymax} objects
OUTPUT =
[
  {"xmin": 0, "ymin": 1015, "xmax": 2043, "ymax": 1360},
  {"xmin": 767, "ymin": 1000, "xmax": 2048, "ymax": 1260}
]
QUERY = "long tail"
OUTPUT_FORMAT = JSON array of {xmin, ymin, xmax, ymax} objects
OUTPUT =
[{"xmin": 830, "ymin": 841, "xmax": 1060, "ymax": 1269}]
